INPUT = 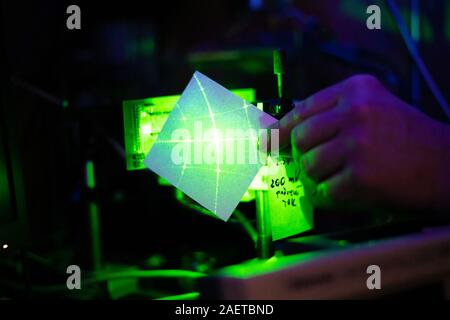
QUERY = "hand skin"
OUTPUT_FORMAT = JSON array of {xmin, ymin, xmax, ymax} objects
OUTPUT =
[{"xmin": 276, "ymin": 74, "xmax": 450, "ymax": 212}]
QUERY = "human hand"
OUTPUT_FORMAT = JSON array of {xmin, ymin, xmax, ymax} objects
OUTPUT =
[{"xmin": 276, "ymin": 75, "xmax": 450, "ymax": 212}]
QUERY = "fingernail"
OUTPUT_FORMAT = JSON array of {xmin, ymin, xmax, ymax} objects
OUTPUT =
[
  {"xmin": 269, "ymin": 128, "xmax": 280, "ymax": 158},
  {"xmin": 293, "ymin": 100, "xmax": 305, "ymax": 121},
  {"xmin": 259, "ymin": 128, "xmax": 270, "ymax": 153}
]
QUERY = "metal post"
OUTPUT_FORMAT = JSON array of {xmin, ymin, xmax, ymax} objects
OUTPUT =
[
  {"xmin": 255, "ymin": 190, "xmax": 273, "ymax": 259},
  {"xmin": 86, "ymin": 160, "xmax": 102, "ymax": 271}
]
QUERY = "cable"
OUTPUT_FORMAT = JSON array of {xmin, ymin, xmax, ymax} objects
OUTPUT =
[
  {"xmin": 88, "ymin": 269, "xmax": 206, "ymax": 282},
  {"xmin": 175, "ymin": 189, "xmax": 257, "ymax": 243},
  {"xmin": 156, "ymin": 292, "xmax": 200, "ymax": 300},
  {"xmin": 233, "ymin": 209, "xmax": 257, "ymax": 243},
  {"xmin": 11, "ymin": 76, "xmax": 68, "ymax": 109},
  {"xmin": 30, "ymin": 269, "xmax": 206, "ymax": 293},
  {"xmin": 386, "ymin": 0, "xmax": 450, "ymax": 120}
]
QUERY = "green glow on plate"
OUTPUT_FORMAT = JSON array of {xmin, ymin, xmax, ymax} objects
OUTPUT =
[{"xmin": 213, "ymin": 252, "xmax": 326, "ymax": 279}]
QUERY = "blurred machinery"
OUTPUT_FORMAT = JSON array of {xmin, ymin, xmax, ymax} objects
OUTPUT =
[
  {"xmin": 0, "ymin": 46, "xmax": 27, "ymax": 253},
  {"xmin": 1, "ymin": 0, "xmax": 450, "ymax": 300}
]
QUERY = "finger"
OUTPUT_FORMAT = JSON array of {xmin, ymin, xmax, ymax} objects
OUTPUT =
[
  {"xmin": 277, "ymin": 82, "xmax": 343, "ymax": 149},
  {"xmin": 314, "ymin": 168, "xmax": 353, "ymax": 208},
  {"xmin": 291, "ymin": 108, "xmax": 343, "ymax": 154},
  {"xmin": 300, "ymin": 138, "xmax": 347, "ymax": 184}
]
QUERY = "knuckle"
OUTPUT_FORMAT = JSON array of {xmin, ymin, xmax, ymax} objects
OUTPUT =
[
  {"xmin": 346, "ymin": 74, "xmax": 380, "ymax": 89},
  {"xmin": 348, "ymin": 101, "xmax": 372, "ymax": 123},
  {"xmin": 343, "ymin": 131, "xmax": 369, "ymax": 157},
  {"xmin": 353, "ymin": 132, "xmax": 369, "ymax": 153}
]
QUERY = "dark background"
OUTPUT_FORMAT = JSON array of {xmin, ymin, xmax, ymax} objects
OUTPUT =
[{"xmin": 1, "ymin": 0, "xmax": 450, "ymax": 298}]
